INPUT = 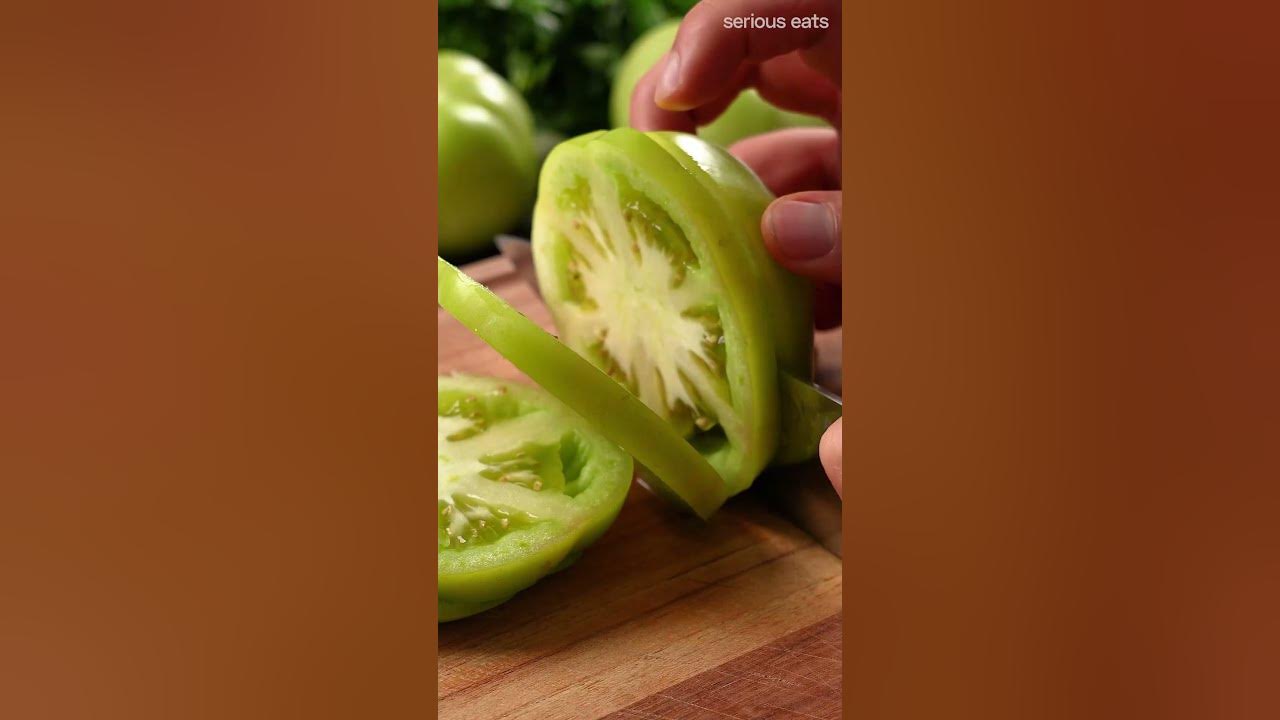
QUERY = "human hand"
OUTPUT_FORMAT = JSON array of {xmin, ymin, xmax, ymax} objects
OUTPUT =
[{"xmin": 628, "ymin": 0, "xmax": 843, "ymax": 494}]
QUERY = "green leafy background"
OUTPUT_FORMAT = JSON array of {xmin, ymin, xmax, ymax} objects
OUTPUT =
[{"xmin": 439, "ymin": 0, "xmax": 696, "ymax": 137}]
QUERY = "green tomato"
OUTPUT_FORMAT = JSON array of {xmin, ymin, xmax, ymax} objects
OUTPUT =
[
  {"xmin": 438, "ymin": 259, "xmax": 728, "ymax": 518},
  {"xmin": 531, "ymin": 129, "xmax": 814, "ymax": 497},
  {"xmin": 438, "ymin": 374, "xmax": 632, "ymax": 621},
  {"xmin": 438, "ymin": 51, "xmax": 538, "ymax": 259},
  {"xmin": 609, "ymin": 20, "xmax": 827, "ymax": 147}
]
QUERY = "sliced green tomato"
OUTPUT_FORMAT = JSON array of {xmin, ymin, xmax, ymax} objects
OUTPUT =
[
  {"xmin": 438, "ymin": 374, "xmax": 631, "ymax": 621},
  {"xmin": 532, "ymin": 129, "xmax": 814, "ymax": 496},
  {"xmin": 438, "ymin": 259, "xmax": 728, "ymax": 518}
]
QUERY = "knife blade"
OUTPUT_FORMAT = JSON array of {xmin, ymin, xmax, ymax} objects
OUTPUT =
[
  {"xmin": 756, "ymin": 459, "xmax": 843, "ymax": 557},
  {"xmin": 493, "ymin": 234, "xmax": 843, "ymax": 556}
]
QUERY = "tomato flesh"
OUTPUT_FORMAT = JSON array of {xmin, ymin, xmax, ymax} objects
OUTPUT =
[
  {"xmin": 533, "ymin": 129, "xmax": 815, "ymax": 497},
  {"xmin": 437, "ymin": 374, "xmax": 631, "ymax": 621}
]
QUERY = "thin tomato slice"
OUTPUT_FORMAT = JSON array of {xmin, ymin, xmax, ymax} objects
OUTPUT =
[{"xmin": 438, "ymin": 258, "xmax": 728, "ymax": 518}]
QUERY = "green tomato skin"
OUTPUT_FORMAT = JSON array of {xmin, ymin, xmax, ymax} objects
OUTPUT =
[
  {"xmin": 439, "ymin": 595, "xmax": 508, "ymax": 623},
  {"xmin": 437, "ymin": 551, "xmax": 583, "ymax": 622},
  {"xmin": 610, "ymin": 21, "xmax": 826, "ymax": 147},
  {"xmin": 438, "ymin": 51, "xmax": 538, "ymax": 259}
]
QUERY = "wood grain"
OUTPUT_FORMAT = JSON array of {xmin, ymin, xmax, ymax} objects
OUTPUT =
[
  {"xmin": 603, "ymin": 614, "xmax": 843, "ymax": 720},
  {"xmin": 438, "ymin": 257, "xmax": 843, "ymax": 720}
]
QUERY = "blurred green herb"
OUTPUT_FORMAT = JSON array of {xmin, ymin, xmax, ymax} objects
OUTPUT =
[{"xmin": 439, "ymin": 0, "xmax": 695, "ymax": 136}]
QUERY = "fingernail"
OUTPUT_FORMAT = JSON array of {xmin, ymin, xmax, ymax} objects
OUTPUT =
[
  {"xmin": 656, "ymin": 51, "xmax": 682, "ymax": 104},
  {"xmin": 768, "ymin": 201, "xmax": 837, "ymax": 260}
]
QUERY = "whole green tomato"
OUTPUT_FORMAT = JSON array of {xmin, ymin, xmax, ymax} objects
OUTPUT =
[
  {"xmin": 438, "ymin": 51, "xmax": 538, "ymax": 259},
  {"xmin": 609, "ymin": 21, "xmax": 826, "ymax": 148}
]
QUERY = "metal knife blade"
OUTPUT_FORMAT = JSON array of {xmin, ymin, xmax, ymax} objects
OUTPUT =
[
  {"xmin": 756, "ymin": 460, "xmax": 843, "ymax": 557},
  {"xmin": 494, "ymin": 233, "xmax": 843, "ymax": 556}
]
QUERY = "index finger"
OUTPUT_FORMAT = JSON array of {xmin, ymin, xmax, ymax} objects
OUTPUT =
[{"xmin": 658, "ymin": 0, "xmax": 841, "ymax": 111}]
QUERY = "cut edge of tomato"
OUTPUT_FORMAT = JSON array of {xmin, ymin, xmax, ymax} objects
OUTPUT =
[{"xmin": 438, "ymin": 257, "xmax": 728, "ymax": 519}]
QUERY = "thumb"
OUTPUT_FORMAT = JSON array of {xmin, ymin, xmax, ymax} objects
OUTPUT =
[{"xmin": 762, "ymin": 191, "xmax": 842, "ymax": 286}]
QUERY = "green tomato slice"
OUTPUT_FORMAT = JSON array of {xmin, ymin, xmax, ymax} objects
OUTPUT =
[
  {"xmin": 437, "ymin": 374, "xmax": 631, "ymax": 621},
  {"xmin": 532, "ymin": 129, "xmax": 814, "ymax": 496},
  {"xmin": 438, "ymin": 259, "xmax": 728, "ymax": 518}
]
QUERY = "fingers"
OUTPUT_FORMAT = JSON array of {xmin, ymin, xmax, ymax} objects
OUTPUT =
[
  {"xmin": 631, "ymin": 0, "xmax": 841, "ymax": 132},
  {"xmin": 631, "ymin": 54, "xmax": 753, "ymax": 133},
  {"xmin": 660, "ymin": 0, "xmax": 841, "ymax": 110},
  {"xmin": 730, "ymin": 128, "xmax": 840, "ymax": 195},
  {"xmin": 819, "ymin": 417, "xmax": 842, "ymax": 498},
  {"xmin": 630, "ymin": 53, "xmax": 698, "ymax": 132},
  {"xmin": 762, "ymin": 190, "xmax": 842, "ymax": 285},
  {"xmin": 631, "ymin": 52, "xmax": 839, "ymax": 132},
  {"xmin": 752, "ymin": 53, "xmax": 841, "ymax": 124}
]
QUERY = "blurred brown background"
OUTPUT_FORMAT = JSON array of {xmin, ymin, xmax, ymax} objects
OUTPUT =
[
  {"xmin": 844, "ymin": 1, "xmax": 1279, "ymax": 718},
  {"xmin": 0, "ymin": 1, "xmax": 436, "ymax": 717}
]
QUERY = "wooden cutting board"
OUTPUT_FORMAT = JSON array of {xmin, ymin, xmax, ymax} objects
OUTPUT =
[{"xmin": 438, "ymin": 256, "xmax": 843, "ymax": 720}]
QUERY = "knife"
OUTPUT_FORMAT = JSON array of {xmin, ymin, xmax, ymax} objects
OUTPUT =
[{"xmin": 493, "ymin": 235, "xmax": 844, "ymax": 557}]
